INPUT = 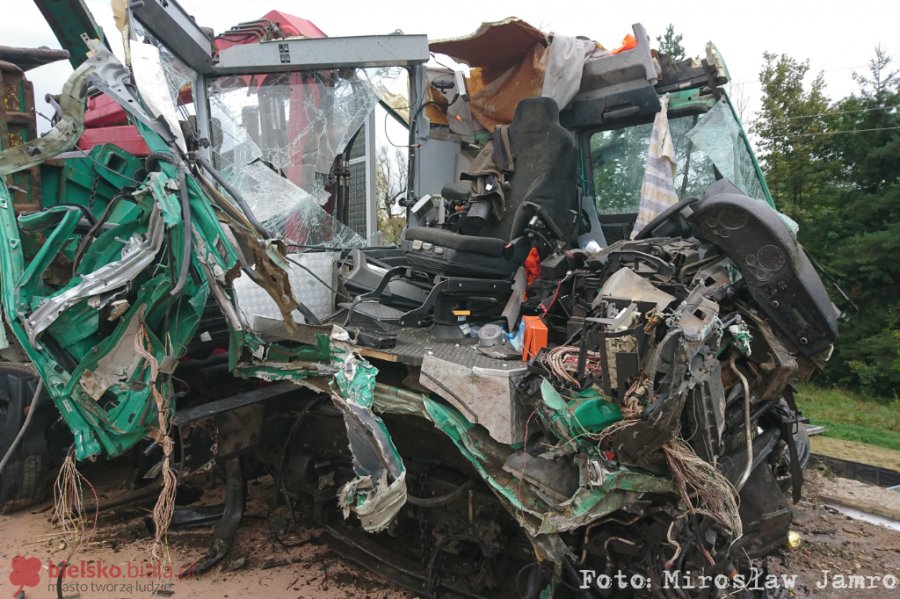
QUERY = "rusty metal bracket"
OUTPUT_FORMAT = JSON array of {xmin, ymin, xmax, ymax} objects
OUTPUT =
[
  {"xmin": 174, "ymin": 381, "xmax": 299, "ymax": 475},
  {"xmin": 192, "ymin": 457, "xmax": 245, "ymax": 574}
]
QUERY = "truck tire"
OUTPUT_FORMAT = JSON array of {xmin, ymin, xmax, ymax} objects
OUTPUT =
[{"xmin": 0, "ymin": 363, "xmax": 54, "ymax": 514}]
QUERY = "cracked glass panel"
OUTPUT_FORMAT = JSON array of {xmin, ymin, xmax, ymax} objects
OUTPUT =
[
  {"xmin": 132, "ymin": 19, "xmax": 198, "ymax": 121},
  {"xmin": 207, "ymin": 68, "xmax": 400, "ymax": 248},
  {"xmin": 228, "ymin": 160, "xmax": 365, "ymax": 247},
  {"xmin": 591, "ymin": 116, "xmax": 717, "ymax": 214},
  {"xmin": 157, "ymin": 45, "xmax": 197, "ymax": 114},
  {"xmin": 687, "ymin": 98, "xmax": 765, "ymax": 202},
  {"xmin": 590, "ymin": 99, "xmax": 767, "ymax": 215}
]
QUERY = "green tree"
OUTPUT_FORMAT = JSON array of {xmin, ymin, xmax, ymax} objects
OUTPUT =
[
  {"xmin": 818, "ymin": 49, "xmax": 900, "ymax": 393},
  {"xmin": 751, "ymin": 53, "xmax": 833, "ymax": 223},
  {"xmin": 375, "ymin": 145, "xmax": 408, "ymax": 244},
  {"xmin": 656, "ymin": 24, "xmax": 685, "ymax": 61},
  {"xmin": 852, "ymin": 44, "xmax": 899, "ymax": 99}
]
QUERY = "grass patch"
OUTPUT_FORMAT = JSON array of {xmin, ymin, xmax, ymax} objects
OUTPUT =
[{"xmin": 794, "ymin": 383, "xmax": 900, "ymax": 451}]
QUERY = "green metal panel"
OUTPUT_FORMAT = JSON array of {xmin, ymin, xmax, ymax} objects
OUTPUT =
[{"xmin": 32, "ymin": 0, "xmax": 108, "ymax": 68}]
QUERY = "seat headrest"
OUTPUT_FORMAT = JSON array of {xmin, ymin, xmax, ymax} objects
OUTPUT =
[{"xmin": 510, "ymin": 97, "xmax": 561, "ymax": 133}]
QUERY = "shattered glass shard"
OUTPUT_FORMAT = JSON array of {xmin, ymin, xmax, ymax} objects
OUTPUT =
[
  {"xmin": 223, "ymin": 161, "xmax": 365, "ymax": 248},
  {"xmin": 206, "ymin": 68, "xmax": 400, "ymax": 248}
]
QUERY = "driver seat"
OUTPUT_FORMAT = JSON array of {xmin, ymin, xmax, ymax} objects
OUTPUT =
[{"xmin": 401, "ymin": 97, "xmax": 578, "ymax": 277}]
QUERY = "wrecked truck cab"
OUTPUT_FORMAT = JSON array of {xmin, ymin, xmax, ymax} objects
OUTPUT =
[{"xmin": 1, "ymin": 3, "xmax": 839, "ymax": 597}]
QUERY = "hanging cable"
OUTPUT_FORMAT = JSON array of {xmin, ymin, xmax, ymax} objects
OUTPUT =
[
  {"xmin": 0, "ymin": 379, "xmax": 44, "ymax": 474},
  {"xmin": 729, "ymin": 352, "xmax": 754, "ymax": 493},
  {"xmin": 191, "ymin": 152, "xmax": 272, "ymax": 238}
]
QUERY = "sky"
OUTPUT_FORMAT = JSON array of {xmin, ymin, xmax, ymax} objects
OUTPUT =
[{"xmin": 4, "ymin": 0, "xmax": 898, "ymax": 134}]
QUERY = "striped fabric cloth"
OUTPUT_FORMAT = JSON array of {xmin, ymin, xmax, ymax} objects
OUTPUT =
[{"xmin": 631, "ymin": 95, "xmax": 678, "ymax": 239}]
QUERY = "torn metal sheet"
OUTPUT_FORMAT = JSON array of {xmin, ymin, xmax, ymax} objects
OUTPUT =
[
  {"xmin": 0, "ymin": 43, "xmax": 257, "ymax": 459},
  {"xmin": 78, "ymin": 307, "xmax": 147, "ymax": 400},
  {"xmin": 233, "ymin": 251, "xmax": 338, "ymax": 331},
  {"xmin": 24, "ymin": 201, "xmax": 165, "ymax": 347},
  {"xmin": 332, "ymin": 353, "xmax": 407, "ymax": 532},
  {"xmin": 420, "ymin": 397, "xmax": 672, "ymax": 537},
  {"xmin": 366, "ymin": 380, "xmax": 670, "ymax": 536},
  {"xmin": 85, "ymin": 40, "xmax": 179, "ymax": 145},
  {"xmin": 538, "ymin": 379, "xmax": 622, "ymax": 445},
  {"xmin": 419, "ymin": 354, "xmax": 528, "ymax": 444},
  {"xmin": 430, "ymin": 18, "xmax": 545, "ymax": 72},
  {"xmin": 672, "ymin": 285, "xmax": 721, "ymax": 342},
  {"xmin": 593, "ymin": 266, "xmax": 676, "ymax": 312}
]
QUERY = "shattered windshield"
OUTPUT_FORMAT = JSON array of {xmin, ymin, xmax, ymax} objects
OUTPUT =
[
  {"xmin": 207, "ymin": 68, "xmax": 399, "ymax": 248},
  {"xmin": 590, "ymin": 98, "xmax": 766, "ymax": 214}
]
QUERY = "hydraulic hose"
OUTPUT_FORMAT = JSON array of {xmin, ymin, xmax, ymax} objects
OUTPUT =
[
  {"xmin": 728, "ymin": 352, "xmax": 754, "ymax": 492},
  {"xmin": 191, "ymin": 153, "xmax": 271, "ymax": 238}
]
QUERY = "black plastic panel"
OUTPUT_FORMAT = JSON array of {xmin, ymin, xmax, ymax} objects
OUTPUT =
[{"xmin": 689, "ymin": 192, "xmax": 838, "ymax": 356}]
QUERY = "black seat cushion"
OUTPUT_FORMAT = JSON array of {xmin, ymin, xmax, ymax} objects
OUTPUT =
[{"xmin": 404, "ymin": 227, "xmax": 507, "ymax": 257}]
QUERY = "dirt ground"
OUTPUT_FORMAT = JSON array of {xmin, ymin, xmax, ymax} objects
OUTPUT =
[
  {"xmin": 0, "ymin": 463, "xmax": 411, "ymax": 599},
  {"xmin": 0, "ymin": 463, "xmax": 898, "ymax": 598},
  {"xmin": 766, "ymin": 468, "xmax": 900, "ymax": 598}
]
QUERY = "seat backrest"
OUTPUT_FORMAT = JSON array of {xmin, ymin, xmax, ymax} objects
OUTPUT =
[{"xmin": 479, "ymin": 97, "xmax": 578, "ymax": 241}]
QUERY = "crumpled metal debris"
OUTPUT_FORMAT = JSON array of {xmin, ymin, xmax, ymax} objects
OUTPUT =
[
  {"xmin": 331, "ymin": 352, "xmax": 407, "ymax": 532},
  {"xmin": 0, "ymin": 7, "xmax": 838, "ymax": 597}
]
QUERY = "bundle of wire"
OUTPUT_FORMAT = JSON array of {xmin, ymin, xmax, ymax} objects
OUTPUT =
[
  {"xmin": 662, "ymin": 437, "xmax": 742, "ymax": 542},
  {"xmin": 134, "ymin": 326, "xmax": 177, "ymax": 563},
  {"xmin": 538, "ymin": 345, "xmax": 603, "ymax": 387},
  {"xmin": 53, "ymin": 450, "xmax": 99, "ymax": 561}
]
